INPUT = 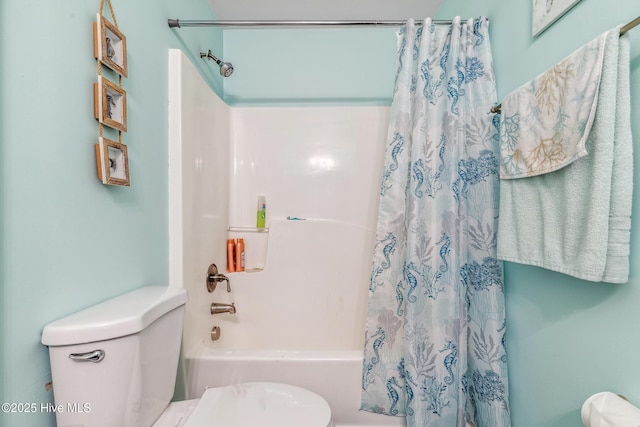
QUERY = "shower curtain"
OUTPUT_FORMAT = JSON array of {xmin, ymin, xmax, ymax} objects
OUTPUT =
[{"xmin": 361, "ymin": 17, "xmax": 510, "ymax": 427}]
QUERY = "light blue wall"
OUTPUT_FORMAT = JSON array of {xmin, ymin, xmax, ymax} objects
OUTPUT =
[
  {"xmin": 0, "ymin": 0, "xmax": 5, "ymax": 412},
  {"xmin": 223, "ymin": 28, "xmax": 398, "ymax": 105},
  {"xmin": 434, "ymin": 1, "xmax": 640, "ymax": 426},
  {"xmin": 0, "ymin": 1, "xmax": 221, "ymax": 426}
]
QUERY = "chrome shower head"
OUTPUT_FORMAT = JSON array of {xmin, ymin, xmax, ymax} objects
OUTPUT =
[
  {"xmin": 219, "ymin": 61, "xmax": 234, "ymax": 78},
  {"xmin": 200, "ymin": 50, "xmax": 234, "ymax": 77}
]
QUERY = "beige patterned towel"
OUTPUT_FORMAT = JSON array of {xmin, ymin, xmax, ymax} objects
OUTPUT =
[{"xmin": 499, "ymin": 32, "xmax": 606, "ymax": 179}]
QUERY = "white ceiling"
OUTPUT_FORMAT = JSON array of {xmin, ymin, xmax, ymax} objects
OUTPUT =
[{"xmin": 207, "ymin": 0, "xmax": 446, "ymax": 21}]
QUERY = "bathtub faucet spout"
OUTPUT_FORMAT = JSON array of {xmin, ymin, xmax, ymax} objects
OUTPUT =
[{"xmin": 211, "ymin": 302, "xmax": 236, "ymax": 315}]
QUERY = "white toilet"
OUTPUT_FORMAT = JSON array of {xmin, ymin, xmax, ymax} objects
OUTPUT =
[{"xmin": 41, "ymin": 286, "xmax": 334, "ymax": 427}]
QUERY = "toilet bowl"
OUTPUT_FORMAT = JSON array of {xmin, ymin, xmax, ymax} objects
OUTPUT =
[
  {"xmin": 41, "ymin": 286, "xmax": 334, "ymax": 427},
  {"xmin": 154, "ymin": 382, "xmax": 333, "ymax": 427}
]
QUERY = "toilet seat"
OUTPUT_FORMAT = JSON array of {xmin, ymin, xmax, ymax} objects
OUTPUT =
[{"xmin": 155, "ymin": 382, "xmax": 334, "ymax": 427}]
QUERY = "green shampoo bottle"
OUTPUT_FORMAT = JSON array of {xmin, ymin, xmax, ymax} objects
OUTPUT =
[{"xmin": 257, "ymin": 195, "xmax": 266, "ymax": 229}]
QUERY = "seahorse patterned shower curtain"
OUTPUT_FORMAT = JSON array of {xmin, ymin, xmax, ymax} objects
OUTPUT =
[{"xmin": 361, "ymin": 17, "xmax": 510, "ymax": 427}]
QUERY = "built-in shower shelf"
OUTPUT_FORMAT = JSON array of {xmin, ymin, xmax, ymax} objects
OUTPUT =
[
  {"xmin": 228, "ymin": 226, "xmax": 269, "ymax": 272},
  {"xmin": 228, "ymin": 226, "xmax": 269, "ymax": 233}
]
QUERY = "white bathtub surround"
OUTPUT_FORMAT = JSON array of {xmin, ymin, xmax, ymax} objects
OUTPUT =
[
  {"xmin": 168, "ymin": 50, "xmax": 231, "ymax": 353},
  {"xmin": 223, "ymin": 219, "xmax": 374, "ymax": 350},
  {"xmin": 361, "ymin": 18, "xmax": 511, "ymax": 426},
  {"xmin": 228, "ymin": 105, "xmax": 389, "ymax": 230},
  {"xmin": 169, "ymin": 49, "xmax": 398, "ymax": 425},
  {"xmin": 169, "ymin": 49, "xmax": 389, "ymax": 352},
  {"xmin": 170, "ymin": 56, "xmax": 391, "ymax": 350},
  {"xmin": 172, "ymin": 97, "xmax": 388, "ymax": 350}
]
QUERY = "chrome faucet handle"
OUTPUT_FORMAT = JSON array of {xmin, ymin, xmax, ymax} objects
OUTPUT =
[
  {"xmin": 210, "ymin": 275, "xmax": 230, "ymax": 293},
  {"xmin": 206, "ymin": 263, "xmax": 231, "ymax": 293}
]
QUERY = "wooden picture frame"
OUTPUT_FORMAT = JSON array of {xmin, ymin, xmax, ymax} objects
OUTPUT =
[
  {"xmin": 532, "ymin": 0, "xmax": 582, "ymax": 36},
  {"xmin": 94, "ymin": 76, "xmax": 127, "ymax": 132},
  {"xmin": 95, "ymin": 137, "xmax": 130, "ymax": 186},
  {"xmin": 94, "ymin": 13, "xmax": 128, "ymax": 77}
]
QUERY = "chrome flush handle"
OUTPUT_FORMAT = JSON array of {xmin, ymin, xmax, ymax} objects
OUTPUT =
[{"xmin": 69, "ymin": 349, "xmax": 105, "ymax": 363}]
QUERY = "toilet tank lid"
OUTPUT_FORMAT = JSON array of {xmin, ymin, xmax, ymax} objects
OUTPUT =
[{"xmin": 41, "ymin": 286, "xmax": 188, "ymax": 346}]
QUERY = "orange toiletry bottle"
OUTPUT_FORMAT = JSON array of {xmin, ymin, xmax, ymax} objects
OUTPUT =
[
  {"xmin": 235, "ymin": 238, "xmax": 245, "ymax": 272},
  {"xmin": 227, "ymin": 239, "xmax": 236, "ymax": 272}
]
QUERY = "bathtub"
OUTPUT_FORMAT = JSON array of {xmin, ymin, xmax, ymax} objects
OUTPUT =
[{"xmin": 184, "ymin": 344, "xmax": 406, "ymax": 427}]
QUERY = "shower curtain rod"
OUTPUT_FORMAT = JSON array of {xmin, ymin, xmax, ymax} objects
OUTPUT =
[
  {"xmin": 491, "ymin": 15, "xmax": 639, "ymax": 114},
  {"xmin": 168, "ymin": 19, "xmax": 473, "ymax": 28}
]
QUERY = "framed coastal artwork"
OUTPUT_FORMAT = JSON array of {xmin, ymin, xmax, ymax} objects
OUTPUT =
[
  {"xmin": 94, "ymin": 13, "xmax": 128, "ymax": 77},
  {"xmin": 94, "ymin": 75, "xmax": 127, "ymax": 132},
  {"xmin": 95, "ymin": 137, "xmax": 130, "ymax": 186},
  {"xmin": 532, "ymin": 0, "xmax": 582, "ymax": 36}
]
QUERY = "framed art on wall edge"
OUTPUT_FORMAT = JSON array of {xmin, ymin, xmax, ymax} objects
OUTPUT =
[
  {"xmin": 94, "ymin": 13, "xmax": 128, "ymax": 77},
  {"xmin": 95, "ymin": 137, "xmax": 130, "ymax": 186},
  {"xmin": 532, "ymin": 0, "xmax": 582, "ymax": 36},
  {"xmin": 94, "ymin": 76, "xmax": 127, "ymax": 132}
]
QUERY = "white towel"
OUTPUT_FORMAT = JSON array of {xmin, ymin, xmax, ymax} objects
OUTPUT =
[{"xmin": 497, "ymin": 27, "xmax": 633, "ymax": 283}]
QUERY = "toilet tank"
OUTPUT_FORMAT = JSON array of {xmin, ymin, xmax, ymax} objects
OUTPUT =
[{"xmin": 41, "ymin": 286, "xmax": 188, "ymax": 427}]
